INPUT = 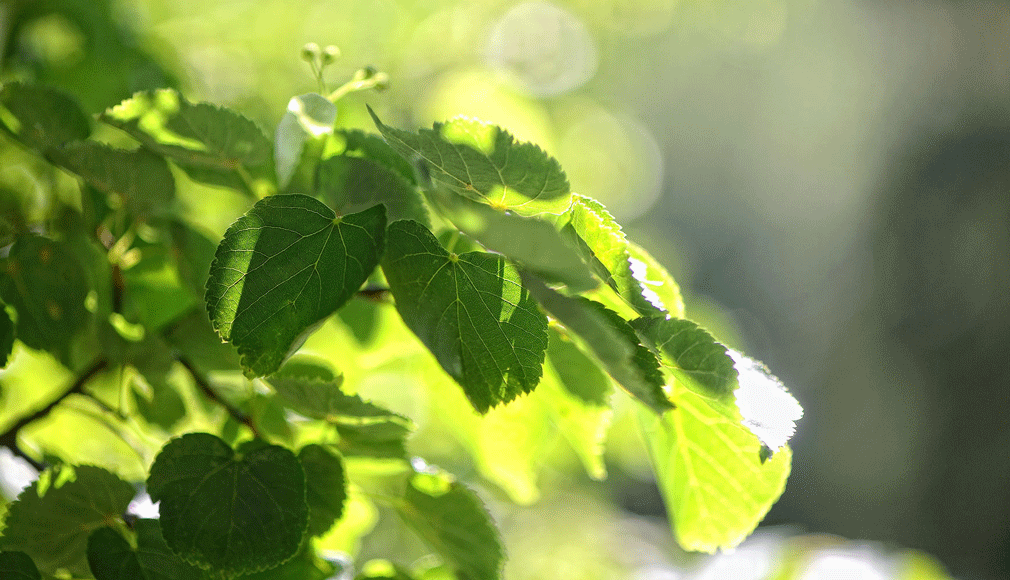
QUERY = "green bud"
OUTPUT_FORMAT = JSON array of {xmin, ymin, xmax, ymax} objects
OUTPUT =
[
  {"xmin": 321, "ymin": 45, "xmax": 341, "ymax": 65},
  {"xmin": 372, "ymin": 72, "xmax": 390, "ymax": 91},
  {"xmin": 300, "ymin": 42, "xmax": 321, "ymax": 63}
]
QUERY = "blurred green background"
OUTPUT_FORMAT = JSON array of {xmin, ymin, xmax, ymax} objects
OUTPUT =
[{"xmin": 2, "ymin": 0, "xmax": 1009, "ymax": 578}]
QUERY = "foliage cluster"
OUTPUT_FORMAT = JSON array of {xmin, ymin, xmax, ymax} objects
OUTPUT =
[{"xmin": 0, "ymin": 53, "xmax": 801, "ymax": 579}]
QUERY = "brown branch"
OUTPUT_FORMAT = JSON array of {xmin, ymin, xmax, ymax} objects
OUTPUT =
[
  {"xmin": 177, "ymin": 355, "xmax": 260, "ymax": 439},
  {"xmin": 0, "ymin": 358, "xmax": 109, "ymax": 471}
]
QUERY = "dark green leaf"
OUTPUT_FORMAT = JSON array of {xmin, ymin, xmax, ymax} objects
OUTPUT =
[
  {"xmin": 146, "ymin": 432, "xmax": 308, "ymax": 575},
  {"xmin": 205, "ymin": 195, "xmax": 385, "ymax": 377},
  {"xmin": 0, "ymin": 83, "xmax": 90, "ymax": 152},
  {"xmin": 523, "ymin": 277, "xmax": 671, "ymax": 413},
  {"xmin": 236, "ymin": 543, "xmax": 335, "ymax": 580},
  {"xmin": 630, "ymin": 317, "xmax": 737, "ymax": 409},
  {"xmin": 318, "ymin": 155, "xmax": 429, "ymax": 225},
  {"xmin": 382, "ymin": 220, "xmax": 549, "ymax": 413},
  {"xmin": 335, "ymin": 129, "xmax": 416, "ymax": 185},
  {"xmin": 0, "ymin": 304, "xmax": 14, "ymax": 368},
  {"xmin": 133, "ymin": 519, "xmax": 204, "ymax": 580},
  {"xmin": 369, "ymin": 107, "xmax": 570, "ymax": 215},
  {"xmin": 425, "ymin": 187, "xmax": 595, "ymax": 291},
  {"xmin": 395, "ymin": 471, "xmax": 503, "ymax": 580},
  {"xmin": 101, "ymin": 89, "xmax": 274, "ymax": 195},
  {"xmin": 299, "ymin": 445, "xmax": 347, "ymax": 537},
  {"xmin": 53, "ymin": 141, "xmax": 175, "ymax": 220},
  {"xmin": 86, "ymin": 527, "xmax": 143, "ymax": 580},
  {"xmin": 561, "ymin": 195, "xmax": 683, "ymax": 317},
  {"xmin": 0, "ymin": 235, "xmax": 90, "ymax": 363},
  {"xmin": 0, "ymin": 551, "xmax": 41, "ymax": 580},
  {"xmin": 0, "ymin": 465, "xmax": 136, "ymax": 577}
]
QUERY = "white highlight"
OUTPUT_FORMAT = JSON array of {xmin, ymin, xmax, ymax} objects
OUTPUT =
[{"xmin": 728, "ymin": 350, "xmax": 803, "ymax": 450}]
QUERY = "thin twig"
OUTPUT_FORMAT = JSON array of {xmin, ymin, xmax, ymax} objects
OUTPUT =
[
  {"xmin": 0, "ymin": 358, "xmax": 109, "ymax": 470},
  {"xmin": 177, "ymin": 356, "xmax": 260, "ymax": 439}
]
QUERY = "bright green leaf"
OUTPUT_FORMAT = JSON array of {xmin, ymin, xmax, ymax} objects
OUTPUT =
[
  {"xmin": 0, "ymin": 83, "xmax": 90, "ymax": 152},
  {"xmin": 561, "ymin": 195, "xmax": 684, "ymax": 317},
  {"xmin": 318, "ymin": 155, "xmax": 429, "ymax": 225},
  {"xmin": 356, "ymin": 559, "xmax": 416, "ymax": 580},
  {"xmin": 53, "ymin": 141, "xmax": 175, "ymax": 220},
  {"xmin": 425, "ymin": 187, "xmax": 595, "ymax": 292},
  {"xmin": 101, "ymin": 89, "xmax": 274, "ymax": 195},
  {"xmin": 146, "ymin": 432, "xmax": 308, "ymax": 575},
  {"xmin": 396, "ymin": 470, "xmax": 503, "ymax": 580},
  {"xmin": 523, "ymin": 277, "xmax": 670, "ymax": 413},
  {"xmin": 369, "ymin": 107, "xmax": 570, "ymax": 215},
  {"xmin": 0, "ymin": 465, "xmax": 135, "ymax": 577},
  {"xmin": 0, "ymin": 235, "xmax": 90, "ymax": 361},
  {"xmin": 299, "ymin": 444, "xmax": 347, "ymax": 537},
  {"xmin": 205, "ymin": 195, "xmax": 385, "ymax": 377},
  {"xmin": 382, "ymin": 220, "xmax": 549, "ymax": 413},
  {"xmin": 0, "ymin": 551, "xmax": 41, "ymax": 580}
]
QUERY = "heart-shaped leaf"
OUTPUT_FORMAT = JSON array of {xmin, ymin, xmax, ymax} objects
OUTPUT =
[
  {"xmin": 146, "ymin": 433, "xmax": 308, "ymax": 575},
  {"xmin": 206, "ymin": 195, "xmax": 385, "ymax": 377}
]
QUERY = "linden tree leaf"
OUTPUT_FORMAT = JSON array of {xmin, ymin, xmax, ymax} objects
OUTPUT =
[
  {"xmin": 299, "ymin": 445, "xmax": 347, "ymax": 537},
  {"xmin": 87, "ymin": 520, "xmax": 205, "ymax": 580},
  {"xmin": 0, "ymin": 551, "xmax": 41, "ymax": 580},
  {"xmin": 381, "ymin": 220, "xmax": 549, "ymax": 413},
  {"xmin": 101, "ymin": 89, "xmax": 274, "ymax": 195},
  {"xmin": 334, "ymin": 129, "xmax": 416, "ymax": 185},
  {"xmin": 561, "ymin": 195, "xmax": 684, "ymax": 317},
  {"xmin": 369, "ymin": 107, "xmax": 570, "ymax": 215},
  {"xmin": 146, "ymin": 432, "xmax": 308, "ymax": 575},
  {"xmin": 637, "ymin": 386, "xmax": 792, "ymax": 553},
  {"xmin": 0, "ymin": 465, "xmax": 136, "ymax": 577},
  {"xmin": 522, "ymin": 276, "xmax": 670, "ymax": 413},
  {"xmin": 0, "ymin": 304, "xmax": 14, "ymax": 368},
  {"xmin": 0, "ymin": 83, "xmax": 90, "ymax": 152},
  {"xmin": 395, "ymin": 469, "xmax": 503, "ymax": 580},
  {"xmin": 424, "ymin": 186, "xmax": 595, "ymax": 292},
  {"xmin": 53, "ymin": 141, "xmax": 175, "ymax": 220},
  {"xmin": 318, "ymin": 155, "xmax": 429, "ymax": 226},
  {"xmin": 205, "ymin": 195, "xmax": 385, "ymax": 377},
  {"xmin": 0, "ymin": 235, "xmax": 90, "ymax": 362}
]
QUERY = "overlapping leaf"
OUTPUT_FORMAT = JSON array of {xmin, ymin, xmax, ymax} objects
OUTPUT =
[
  {"xmin": 0, "ymin": 465, "xmax": 136, "ymax": 577},
  {"xmin": 101, "ymin": 89, "xmax": 274, "ymax": 195},
  {"xmin": 318, "ymin": 155, "xmax": 429, "ymax": 225},
  {"xmin": 206, "ymin": 195, "xmax": 385, "ymax": 377},
  {"xmin": 523, "ymin": 276, "xmax": 670, "ymax": 413},
  {"xmin": 637, "ymin": 389, "xmax": 792, "ymax": 553},
  {"xmin": 146, "ymin": 433, "xmax": 308, "ymax": 575},
  {"xmin": 0, "ymin": 235, "xmax": 90, "ymax": 362},
  {"xmin": 0, "ymin": 83, "xmax": 90, "ymax": 152},
  {"xmin": 299, "ymin": 445, "xmax": 347, "ymax": 537},
  {"xmin": 0, "ymin": 304, "xmax": 14, "ymax": 367},
  {"xmin": 0, "ymin": 551, "xmax": 41, "ymax": 580},
  {"xmin": 369, "ymin": 108, "xmax": 570, "ymax": 215},
  {"xmin": 335, "ymin": 129, "xmax": 417, "ymax": 185},
  {"xmin": 382, "ymin": 220, "xmax": 549, "ymax": 413},
  {"xmin": 87, "ymin": 520, "xmax": 203, "ymax": 580},
  {"xmin": 395, "ymin": 470, "xmax": 503, "ymax": 580},
  {"xmin": 562, "ymin": 195, "xmax": 683, "ymax": 317}
]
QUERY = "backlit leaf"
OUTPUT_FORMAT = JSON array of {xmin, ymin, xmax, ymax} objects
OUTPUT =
[
  {"xmin": 101, "ymin": 89, "xmax": 274, "ymax": 195},
  {"xmin": 0, "ymin": 465, "xmax": 135, "ymax": 577},
  {"xmin": 395, "ymin": 470, "xmax": 503, "ymax": 580},
  {"xmin": 205, "ymin": 195, "xmax": 385, "ymax": 377},
  {"xmin": 275, "ymin": 93, "xmax": 336, "ymax": 190},
  {"xmin": 369, "ymin": 107, "xmax": 570, "ymax": 215},
  {"xmin": 381, "ymin": 220, "xmax": 549, "ymax": 413},
  {"xmin": 146, "ymin": 432, "xmax": 308, "ymax": 575}
]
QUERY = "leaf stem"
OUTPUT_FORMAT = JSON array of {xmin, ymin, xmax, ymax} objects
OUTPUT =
[
  {"xmin": 177, "ymin": 356, "xmax": 261, "ymax": 439},
  {"xmin": 0, "ymin": 358, "xmax": 109, "ymax": 470}
]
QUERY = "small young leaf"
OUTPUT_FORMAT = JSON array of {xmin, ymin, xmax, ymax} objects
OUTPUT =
[
  {"xmin": 425, "ymin": 187, "xmax": 596, "ymax": 292},
  {"xmin": 0, "ymin": 83, "xmax": 90, "ymax": 152},
  {"xmin": 0, "ymin": 235, "xmax": 90, "ymax": 364},
  {"xmin": 637, "ymin": 389, "xmax": 792, "ymax": 553},
  {"xmin": 275, "ymin": 93, "xmax": 336, "ymax": 189},
  {"xmin": 523, "ymin": 276, "xmax": 671, "ymax": 413},
  {"xmin": 0, "ymin": 551, "xmax": 41, "ymax": 580},
  {"xmin": 726, "ymin": 350, "xmax": 804, "ymax": 452},
  {"xmin": 382, "ymin": 220, "xmax": 549, "ymax": 413},
  {"xmin": 561, "ymin": 195, "xmax": 684, "ymax": 317},
  {"xmin": 369, "ymin": 107, "xmax": 570, "ymax": 215},
  {"xmin": 318, "ymin": 155, "xmax": 429, "ymax": 225},
  {"xmin": 299, "ymin": 444, "xmax": 347, "ymax": 537},
  {"xmin": 146, "ymin": 432, "xmax": 308, "ymax": 575},
  {"xmin": 0, "ymin": 465, "xmax": 136, "ymax": 577},
  {"xmin": 101, "ymin": 89, "xmax": 274, "ymax": 195},
  {"xmin": 395, "ymin": 470, "xmax": 504, "ymax": 580},
  {"xmin": 0, "ymin": 304, "xmax": 14, "ymax": 368},
  {"xmin": 53, "ymin": 141, "xmax": 175, "ymax": 220},
  {"xmin": 205, "ymin": 196, "xmax": 385, "ymax": 377}
]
